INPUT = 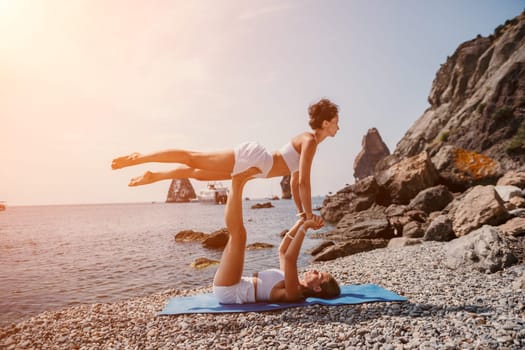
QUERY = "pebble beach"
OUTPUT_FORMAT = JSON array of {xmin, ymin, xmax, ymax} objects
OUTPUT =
[{"xmin": 1, "ymin": 241, "xmax": 524, "ymax": 350}]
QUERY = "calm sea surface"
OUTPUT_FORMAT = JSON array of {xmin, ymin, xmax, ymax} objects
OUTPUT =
[{"xmin": 0, "ymin": 198, "xmax": 329, "ymax": 326}]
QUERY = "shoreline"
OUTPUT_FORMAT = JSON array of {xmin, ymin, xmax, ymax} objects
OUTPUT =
[
  {"xmin": 1, "ymin": 242, "xmax": 523, "ymax": 349},
  {"xmin": 0, "ymin": 200, "xmax": 320, "ymax": 329}
]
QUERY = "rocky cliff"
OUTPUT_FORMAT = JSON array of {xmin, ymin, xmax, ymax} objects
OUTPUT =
[
  {"xmin": 388, "ymin": 12, "xmax": 525, "ymax": 171},
  {"xmin": 317, "ymin": 12, "xmax": 525, "ymax": 268}
]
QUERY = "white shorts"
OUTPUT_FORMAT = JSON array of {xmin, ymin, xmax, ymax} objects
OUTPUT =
[
  {"xmin": 213, "ymin": 277, "xmax": 256, "ymax": 304},
  {"xmin": 232, "ymin": 141, "xmax": 273, "ymax": 178}
]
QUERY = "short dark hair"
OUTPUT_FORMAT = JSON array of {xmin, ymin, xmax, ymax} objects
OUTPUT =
[{"xmin": 308, "ymin": 98, "xmax": 339, "ymax": 130}]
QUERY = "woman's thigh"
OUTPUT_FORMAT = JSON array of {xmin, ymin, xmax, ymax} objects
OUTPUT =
[
  {"xmin": 192, "ymin": 169, "xmax": 232, "ymax": 181},
  {"xmin": 190, "ymin": 150, "xmax": 235, "ymax": 173}
]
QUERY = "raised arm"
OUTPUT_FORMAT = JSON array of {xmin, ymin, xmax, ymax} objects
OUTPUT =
[
  {"xmin": 290, "ymin": 171, "xmax": 302, "ymax": 215},
  {"xmin": 278, "ymin": 217, "xmax": 322, "ymax": 301},
  {"xmin": 278, "ymin": 218, "xmax": 305, "ymax": 271},
  {"xmin": 298, "ymin": 136, "xmax": 317, "ymax": 219}
]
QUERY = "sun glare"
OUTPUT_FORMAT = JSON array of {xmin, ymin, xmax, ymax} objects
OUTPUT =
[
  {"xmin": 0, "ymin": 0, "xmax": 14, "ymax": 14},
  {"xmin": 0, "ymin": 0, "xmax": 19, "ymax": 30}
]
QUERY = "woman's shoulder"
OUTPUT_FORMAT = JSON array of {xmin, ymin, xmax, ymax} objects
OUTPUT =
[{"xmin": 291, "ymin": 132, "xmax": 316, "ymax": 145}]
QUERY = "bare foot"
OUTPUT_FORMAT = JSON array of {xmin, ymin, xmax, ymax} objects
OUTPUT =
[
  {"xmin": 129, "ymin": 171, "xmax": 157, "ymax": 186},
  {"xmin": 111, "ymin": 152, "xmax": 142, "ymax": 170}
]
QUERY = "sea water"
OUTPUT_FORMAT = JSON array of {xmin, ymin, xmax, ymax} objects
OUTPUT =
[{"xmin": 0, "ymin": 198, "xmax": 329, "ymax": 326}]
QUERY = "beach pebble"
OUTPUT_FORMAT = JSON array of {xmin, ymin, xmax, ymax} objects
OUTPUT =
[{"xmin": 0, "ymin": 241, "xmax": 523, "ymax": 349}]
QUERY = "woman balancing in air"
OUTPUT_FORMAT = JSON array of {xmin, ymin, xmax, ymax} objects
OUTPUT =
[
  {"xmin": 214, "ymin": 168, "xmax": 340, "ymax": 303},
  {"xmin": 111, "ymin": 98, "xmax": 340, "ymax": 221}
]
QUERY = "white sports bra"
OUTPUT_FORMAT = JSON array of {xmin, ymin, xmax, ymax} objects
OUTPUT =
[
  {"xmin": 255, "ymin": 268, "xmax": 284, "ymax": 301},
  {"xmin": 279, "ymin": 142, "xmax": 300, "ymax": 173}
]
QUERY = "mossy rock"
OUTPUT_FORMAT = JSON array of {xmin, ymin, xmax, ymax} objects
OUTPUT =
[
  {"xmin": 191, "ymin": 257, "xmax": 220, "ymax": 269},
  {"xmin": 246, "ymin": 242, "xmax": 274, "ymax": 250}
]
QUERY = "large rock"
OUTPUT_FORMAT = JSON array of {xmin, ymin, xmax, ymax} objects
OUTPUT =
[
  {"xmin": 431, "ymin": 146, "xmax": 502, "ymax": 191},
  {"xmin": 321, "ymin": 176, "xmax": 379, "ymax": 223},
  {"xmin": 508, "ymin": 196, "xmax": 525, "ymax": 209},
  {"xmin": 384, "ymin": 205, "xmax": 428, "ymax": 236},
  {"xmin": 494, "ymin": 185, "xmax": 523, "ymax": 201},
  {"xmin": 402, "ymin": 221, "xmax": 425, "ymax": 238},
  {"xmin": 166, "ymin": 178, "xmax": 196, "ymax": 203},
  {"xmin": 251, "ymin": 202, "xmax": 274, "ymax": 209},
  {"xmin": 385, "ymin": 204, "xmax": 407, "ymax": 217},
  {"xmin": 309, "ymin": 241, "xmax": 335, "ymax": 256},
  {"xmin": 246, "ymin": 242, "xmax": 274, "ymax": 250},
  {"xmin": 423, "ymin": 215, "xmax": 455, "ymax": 241},
  {"xmin": 497, "ymin": 170, "xmax": 525, "ymax": 187},
  {"xmin": 385, "ymin": 207, "xmax": 408, "ymax": 236},
  {"xmin": 510, "ymin": 208, "xmax": 525, "ymax": 218},
  {"xmin": 174, "ymin": 229, "xmax": 207, "ymax": 242},
  {"xmin": 447, "ymin": 185, "xmax": 509, "ymax": 236},
  {"xmin": 444, "ymin": 225, "xmax": 517, "ymax": 273},
  {"xmin": 353, "ymin": 128, "xmax": 390, "ymax": 181},
  {"xmin": 497, "ymin": 217, "xmax": 525, "ymax": 236},
  {"xmin": 375, "ymin": 152, "xmax": 439, "ymax": 205},
  {"xmin": 312, "ymin": 239, "xmax": 389, "ymax": 262},
  {"xmin": 407, "ymin": 184, "xmax": 454, "ymax": 214},
  {"xmin": 351, "ymin": 176, "xmax": 380, "ymax": 206},
  {"xmin": 191, "ymin": 257, "xmax": 220, "ymax": 269},
  {"xmin": 324, "ymin": 205, "xmax": 395, "ymax": 240},
  {"xmin": 320, "ymin": 186, "xmax": 353, "ymax": 223},
  {"xmin": 202, "ymin": 228, "xmax": 230, "ymax": 249}
]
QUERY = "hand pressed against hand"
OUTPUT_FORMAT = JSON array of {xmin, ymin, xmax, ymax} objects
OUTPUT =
[{"xmin": 304, "ymin": 214, "xmax": 324, "ymax": 230}]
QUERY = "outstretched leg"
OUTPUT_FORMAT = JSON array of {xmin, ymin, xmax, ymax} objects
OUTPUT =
[
  {"xmin": 128, "ymin": 166, "xmax": 232, "ymax": 186},
  {"xmin": 213, "ymin": 167, "xmax": 259, "ymax": 287},
  {"xmin": 112, "ymin": 148, "xmax": 235, "ymax": 173}
]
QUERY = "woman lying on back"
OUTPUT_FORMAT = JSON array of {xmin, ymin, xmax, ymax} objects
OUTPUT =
[{"xmin": 212, "ymin": 168, "xmax": 340, "ymax": 304}]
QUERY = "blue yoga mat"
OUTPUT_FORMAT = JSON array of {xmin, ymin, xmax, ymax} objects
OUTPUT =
[{"xmin": 159, "ymin": 284, "xmax": 407, "ymax": 315}]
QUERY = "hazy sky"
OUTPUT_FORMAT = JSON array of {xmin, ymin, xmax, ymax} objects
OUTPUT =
[{"xmin": 1, "ymin": 1, "xmax": 523, "ymax": 206}]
